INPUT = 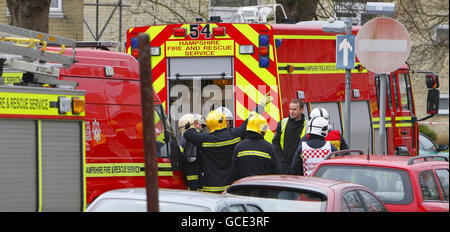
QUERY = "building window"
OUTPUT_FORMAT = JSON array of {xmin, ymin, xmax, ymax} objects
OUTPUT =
[
  {"xmin": 6, "ymin": 0, "xmax": 63, "ymax": 18},
  {"xmin": 438, "ymin": 93, "xmax": 449, "ymax": 115},
  {"xmin": 49, "ymin": 0, "xmax": 64, "ymax": 18}
]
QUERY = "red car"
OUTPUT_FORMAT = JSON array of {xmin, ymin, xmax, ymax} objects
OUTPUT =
[
  {"xmin": 224, "ymin": 175, "xmax": 388, "ymax": 212},
  {"xmin": 313, "ymin": 153, "xmax": 449, "ymax": 212}
]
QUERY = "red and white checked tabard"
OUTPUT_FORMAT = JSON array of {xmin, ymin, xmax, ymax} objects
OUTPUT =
[{"xmin": 301, "ymin": 141, "xmax": 332, "ymax": 176}]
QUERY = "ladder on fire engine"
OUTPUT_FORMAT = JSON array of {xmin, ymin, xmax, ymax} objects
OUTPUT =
[
  {"xmin": 0, "ymin": 23, "xmax": 78, "ymax": 88},
  {"xmin": 237, "ymin": 4, "xmax": 289, "ymax": 24}
]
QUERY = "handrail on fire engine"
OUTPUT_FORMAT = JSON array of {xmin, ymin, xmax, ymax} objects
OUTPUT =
[{"xmin": 169, "ymin": 73, "xmax": 233, "ymax": 80}]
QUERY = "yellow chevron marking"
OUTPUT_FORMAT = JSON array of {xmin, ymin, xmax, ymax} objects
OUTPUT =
[
  {"xmin": 146, "ymin": 25, "xmax": 167, "ymax": 41},
  {"xmin": 235, "ymin": 72, "xmax": 279, "ymax": 122},
  {"xmin": 153, "ymin": 72, "xmax": 165, "ymax": 94},
  {"xmin": 235, "ymin": 44, "xmax": 277, "ymax": 92}
]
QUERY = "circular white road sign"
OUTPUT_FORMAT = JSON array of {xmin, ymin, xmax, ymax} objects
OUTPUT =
[{"xmin": 355, "ymin": 17, "xmax": 411, "ymax": 74}]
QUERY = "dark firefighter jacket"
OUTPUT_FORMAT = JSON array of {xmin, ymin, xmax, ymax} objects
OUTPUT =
[
  {"xmin": 290, "ymin": 134, "xmax": 338, "ymax": 175},
  {"xmin": 183, "ymin": 120, "xmax": 248, "ymax": 193},
  {"xmin": 179, "ymin": 136, "xmax": 203, "ymax": 191},
  {"xmin": 272, "ymin": 113, "xmax": 306, "ymax": 174},
  {"xmin": 231, "ymin": 132, "xmax": 281, "ymax": 182}
]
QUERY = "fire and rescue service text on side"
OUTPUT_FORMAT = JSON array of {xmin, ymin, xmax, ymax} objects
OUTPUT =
[
  {"xmin": 181, "ymin": 216, "xmax": 270, "ymax": 230},
  {"xmin": 167, "ymin": 40, "xmax": 233, "ymax": 56}
]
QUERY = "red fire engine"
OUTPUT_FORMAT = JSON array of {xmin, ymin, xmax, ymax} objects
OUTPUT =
[
  {"xmin": 57, "ymin": 47, "xmax": 186, "ymax": 203},
  {"xmin": 1, "ymin": 24, "xmax": 86, "ymax": 211},
  {"xmin": 126, "ymin": 13, "xmax": 439, "ymax": 158},
  {"xmin": 1, "ymin": 25, "xmax": 186, "ymax": 204}
]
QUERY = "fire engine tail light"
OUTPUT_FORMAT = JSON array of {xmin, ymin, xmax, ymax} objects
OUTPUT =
[
  {"xmin": 72, "ymin": 97, "xmax": 85, "ymax": 114},
  {"xmin": 212, "ymin": 27, "xmax": 226, "ymax": 36},
  {"xmin": 131, "ymin": 49, "xmax": 139, "ymax": 58},
  {"xmin": 259, "ymin": 34, "xmax": 270, "ymax": 68},
  {"xmin": 173, "ymin": 28, "xmax": 187, "ymax": 37},
  {"xmin": 239, "ymin": 45, "xmax": 254, "ymax": 54},
  {"xmin": 259, "ymin": 46, "xmax": 269, "ymax": 56}
]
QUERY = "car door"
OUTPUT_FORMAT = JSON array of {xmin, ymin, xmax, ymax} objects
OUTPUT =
[{"xmin": 418, "ymin": 169, "xmax": 449, "ymax": 212}]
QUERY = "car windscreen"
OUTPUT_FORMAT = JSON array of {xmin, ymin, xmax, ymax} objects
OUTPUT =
[
  {"xmin": 226, "ymin": 185, "xmax": 327, "ymax": 212},
  {"xmin": 314, "ymin": 165, "xmax": 413, "ymax": 205}
]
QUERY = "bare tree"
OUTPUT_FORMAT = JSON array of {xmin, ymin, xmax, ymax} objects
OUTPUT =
[
  {"xmin": 130, "ymin": 0, "xmax": 322, "ymax": 24},
  {"xmin": 396, "ymin": 0, "xmax": 449, "ymax": 72},
  {"xmin": 6, "ymin": 0, "xmax": 51, "ymax": 33},
  {"xmin": 129, "ymin": 0, "xmax": 208, "ymax": 24},
  {"xmin": 276, "ymin": 0, "xmax": 320, "ymax": 22}
]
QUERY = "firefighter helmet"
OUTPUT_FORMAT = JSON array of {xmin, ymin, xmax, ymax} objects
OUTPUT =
[
  {"xmin": 308, "ymin": 116, "xmax": 329, "ymax": 137},
  {"xmin": 246, "ymin": 113, "xmax": 269, "ymax": 136},
  {"xmin": 206, "ymin": 110, "xmax": 227, "ymax": 133},
  {"xmin": 178, "ymin": 113, "xmax": 196, "ymax": 134},
  {"xmin": 216, "ymin": 106, "xmax": 233, "ymax": 120},
  {"xmin": 310, "ymin": 107, "xmax": 329, "ymax": 120},
  {"xmin": 193, "ymin": 113, "xmax": 206, "ymax": 126}
]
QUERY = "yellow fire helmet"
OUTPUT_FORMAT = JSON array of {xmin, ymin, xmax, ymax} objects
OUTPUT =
[
  {"xmin": 206, "ymin": 110, "xmax": 227, "ymax": 133},
  {"xmin": 246, "ymin": 113, "xmax": 269, "ymax": 136},
  {"xmin": 178, "ymin": 113, "xmax": 196, "ymax": 135}
]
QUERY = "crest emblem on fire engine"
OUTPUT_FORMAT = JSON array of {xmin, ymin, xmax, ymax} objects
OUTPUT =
[{"xmin": 92, "ymin": 119, "xmax": 101, "ymax": 143}]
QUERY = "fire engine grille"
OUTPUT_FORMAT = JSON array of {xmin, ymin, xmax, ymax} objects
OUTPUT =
[
  {"xmin": 41, "ymin": 121, "xmax": 83, "ymax": 212},
  {"xmin": 0, "ymin": 119, "xmax": 37, "ymax": 212}
]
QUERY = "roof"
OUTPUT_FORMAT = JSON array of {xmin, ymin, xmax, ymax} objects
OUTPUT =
[
  {"xmin": 92, "ymin": 188, "xmax": 258, "ymax": 210},
  {"xmin": 320, "ymin": 155, "xmax": 449, "ymax": 170},
  {"xmin": 229, "ymin": 175, "xmax": 351, "ymax": 195}
]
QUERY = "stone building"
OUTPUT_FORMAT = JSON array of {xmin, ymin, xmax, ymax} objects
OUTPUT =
[{"xmin": 0, "ymin": 0, "xmax": 84, "ymax": 40}]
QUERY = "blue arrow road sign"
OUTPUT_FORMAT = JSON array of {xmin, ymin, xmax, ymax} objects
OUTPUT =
[{"xmin": 336, "ymin": 35, "xmax": 355, "ymax": 69}]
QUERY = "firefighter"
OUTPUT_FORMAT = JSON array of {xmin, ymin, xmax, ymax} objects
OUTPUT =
[
  {"xmin": 272, "ymin": 99, "xmax": 307, "ymax": 174},
  {"xmin": 182, "ymin": 109, "xmax": 248, "ymax": 193},
  {"xmin": 290, "ymin": 116, "xmax": 338, "ymax": 176},
  {"xmin": 194, "ymin": 113, "xmax": 207, "ymax": 131},
  {"xmin": 178, "ymin": 113, "xmax": 203, "ymax": 191},
  {"xmin": 231, "ymin": 113, "xmax": 281, "ymax": 181},
  {"xmin": 216, "ymin": 106, "xmax": 234, "ymax": 129},
  {"xmin": 304, "ymin": 107, "xmax": 349, "ymax": 151}
]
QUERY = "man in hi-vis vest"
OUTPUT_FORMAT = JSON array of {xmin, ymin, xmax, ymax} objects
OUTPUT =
[
  {"xmin": 290, "ymin": 116, "xmax": 337, "ymax": 176},
  {"xmin": 272, "ymin": 99, "xmax": 306, "ymax": 174}
]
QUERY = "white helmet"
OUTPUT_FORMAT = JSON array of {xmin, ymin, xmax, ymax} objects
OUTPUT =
[
  {"xmin": 193, "ymin": 113, "xmax": 206, "ymax": 126},
  {"xmin": 308, "ymin": 116, "xmax": 329, "ymax": 137},
  {"xmin": 310, "ymin": 107, "xmax": 329, "ymax": 121},
  {"xmin": 178, "ymin": 114, "xmax": 196, "ymax": 134},
  {"xmin": 216, "ymin": 106, "xmax": 233, "ymax": 120}
]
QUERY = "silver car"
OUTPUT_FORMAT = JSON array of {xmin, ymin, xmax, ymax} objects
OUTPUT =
[{"xmin": 86, "ymin": 188, "xmax": 264, "ymax": 212}]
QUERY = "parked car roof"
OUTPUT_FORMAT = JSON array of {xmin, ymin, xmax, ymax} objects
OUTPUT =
[
  {"xmin": 225, "ymin": 175, "xmax": 386, "ymax": 212},
  {"xmin": 317, "ymin": 154, "xmax": 448, "ymax": 170},
  {"xmin": 86, "ymin": 188, "xmax": 264, "ymax": 212}
]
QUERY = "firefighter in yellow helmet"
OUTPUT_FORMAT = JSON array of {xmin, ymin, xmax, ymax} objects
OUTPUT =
[
  {"xmin": 178, "ymin": 113, "xmax": 203, "ymax": 190},
  {"xmin": 231, "ymin": 113, "xmax": 281, "ymax": 181},
  {"xmin": 182, "ymin": 109, "xmax": 249, "ymax": 193}
]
